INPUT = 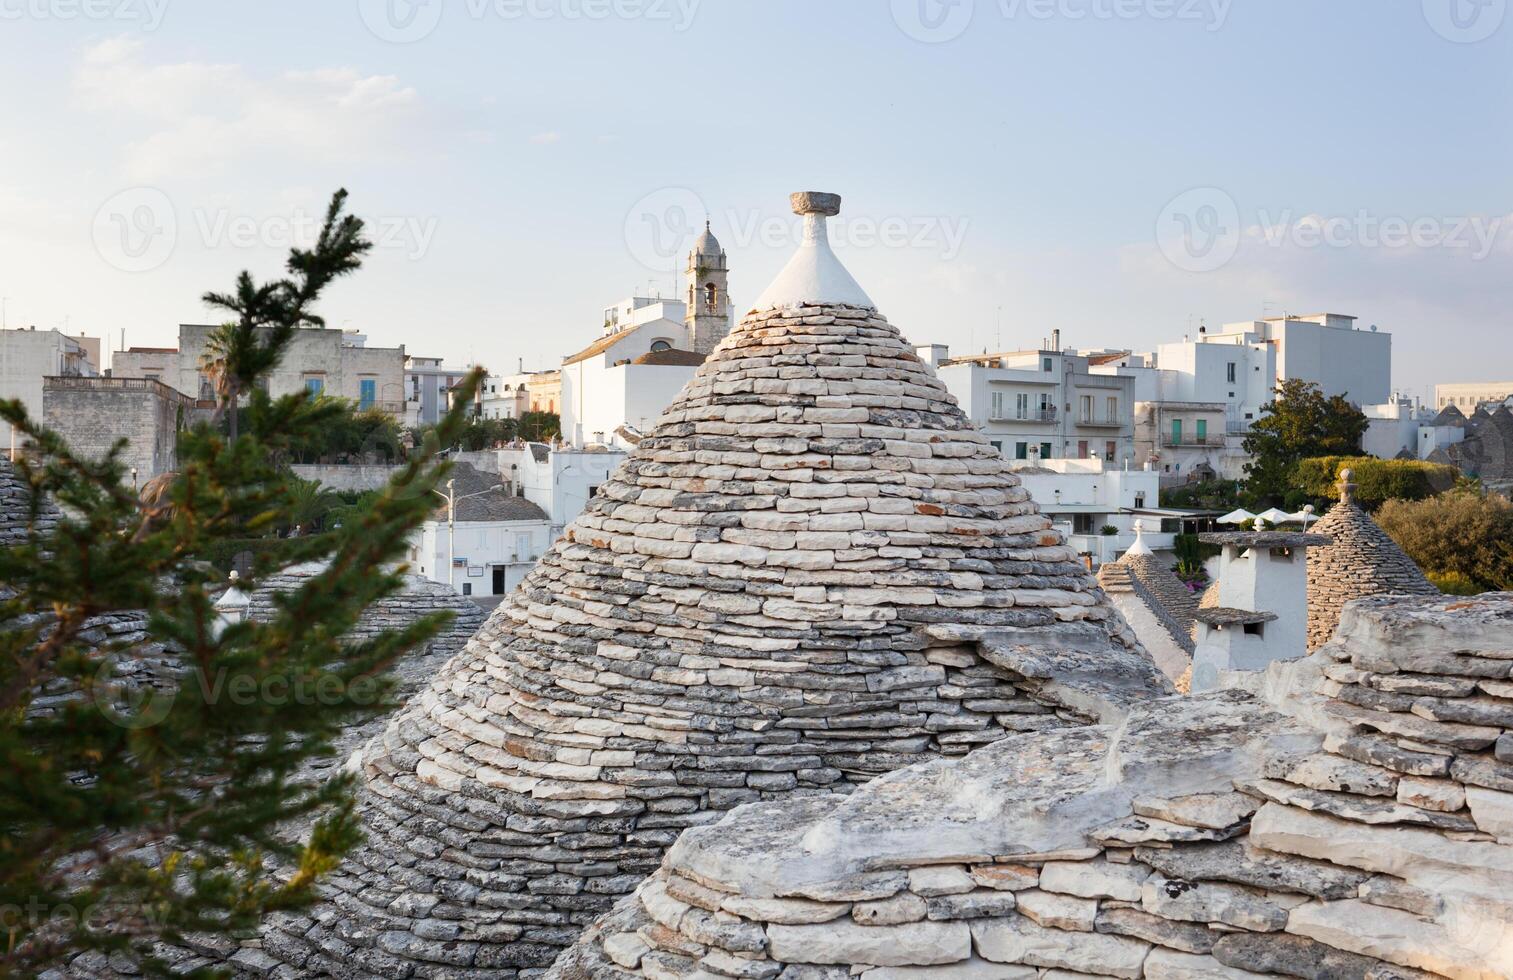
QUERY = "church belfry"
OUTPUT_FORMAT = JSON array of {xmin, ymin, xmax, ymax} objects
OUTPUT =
[{"xmin": 686, "ymin": 220, "xmax": 731, "ymax": 355}]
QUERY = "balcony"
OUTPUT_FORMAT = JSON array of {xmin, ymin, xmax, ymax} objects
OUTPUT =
[
  {"xmin": 1161, "ymin": 434, "xmax": 1228, "ymax": 448},
  {"xmin": 1077, "ymin": 414, "xmax": 1124, "ymax": 428},
  {"xmin": 989, "ymin": 408, "xmax": 1058, "ymax": 423}
]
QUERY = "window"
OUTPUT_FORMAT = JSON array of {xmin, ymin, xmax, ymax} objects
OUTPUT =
[
  {"xmin": 991, "ymin": 391, "xmax": 1005, "ymax": 418},
  {"xmin": 1080, "ymin": 395, "xmax": 1092, "ymax": 421},
  {"xmin": 1226, "ymin": 362, "xmax": 1237, "ymax": 383},
  {"xmin": 1105, "ymin": 396, "xmax": 1118, "ymax": 422},
  {"xmin": 304, "ymin": 376, "xmax": 325, "ymax": 396},
  {"xmin": 1243, "ymin": 621, "xmax": 1265, "ymax": 637},
  {"xmin": 1134, "ymin": 491, "xmax": 1146, "ymax": 508},
  {"xmin": 514, "ymin": 532, "xmax": 534, "ymax": 560},
  {"xmin": 1106, "ymin": 440, "xmax": 1116, "ymax": 460},
  {"xmin": 1171, "ymin": 419, "xmax": 1182, "ymax": 444},
  {"xmin": 1040, "ymin": 442, "xmax": 1053, "ymax": 459},
  {"xmin": 1195, "ymin": 419, "xmax": 1207, "ymax": 441},
  {"xmin": 1015, "ymin": 442, "xmax": 1028, "ymax": 460},
  {"xmin": 1077, "ymin": 440, "xmax": 1089, "ymax": 459},
  {"xmin": 1015, "ymin": 393, "xmax": 1029, "ymax": 419},
  {"xmin": 1038, "ymin": 393, "xmax": 1053, "ymax": 415},
  {"xmin": 359, "ymin": 378, "xmax": 376, "ymax": 410},
  {"xmin": 704, "ymin": 282, "xmax": 718, "ymax": 313},
  {"xmin": 650, "ymin": 339, "xmax": 673, "ymax": 352},
  {"xmin": 989, "ymin": 440, "xmax": 1003, "ymax": 454},
  {"xmin": 1042, "ymin": 357, "xmax": 1053, "ymax": 372},
  {"xmin": 1073, "ymin": 513, "xmax": 1094, "ymax": 534}
]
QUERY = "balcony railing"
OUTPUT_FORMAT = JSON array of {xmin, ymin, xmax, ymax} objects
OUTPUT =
[
  {"xmin": 1077, "ymin": 414, "xmax": 1123, "ymax": 427},
  {"xmin": 1162, "ymin": 435, "xmax": 1228, "ymax": 447},
  {"xmin": 989, "ymin": 408, "xmax": 1058, "ymax": 423}
]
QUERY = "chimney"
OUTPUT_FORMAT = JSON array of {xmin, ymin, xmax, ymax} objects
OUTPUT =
[{"xmin": 1051, "ymin": 328, "xmax": 1061, "ymax": 351}]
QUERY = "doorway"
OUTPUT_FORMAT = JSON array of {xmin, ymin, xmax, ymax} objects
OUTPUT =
[{"xmin": 492, "ymin": 567, "xmax": 506, "ymax": 595}]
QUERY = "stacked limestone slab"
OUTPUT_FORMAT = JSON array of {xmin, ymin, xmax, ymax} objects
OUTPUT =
[
  {"xmin": 1098, "ymin": 549, "xmax": 1197, "ymax": 683},
  {"xmin": 0, "ymin": 454, "xmax": 60, "ymax": 546},
  {"xmin": 248, "ymin": 561, "xmax": 485, "ymax": 658},
  {"xmin": 553, "ymin": 592, "xmax": 1513, "ymax": 980},
  {"xmin": 1306, "ymin": 472, "xmax": 1437, "ymax": 651},
  {"xmin": 250, "ymin": 195, "xmax": 1165, "ymax": 976}
]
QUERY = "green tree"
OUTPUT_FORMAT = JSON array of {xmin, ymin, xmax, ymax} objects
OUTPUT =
[
  {"xmin": 0, "ymin": 190, "xmax": 483, "ymax": 977},
  {"xmin": 1242, "ymin": 380, "xmax": 1369, "ymax": 505},
  {"xmin": 518, "ymin": 411, "xmax": 561, "ymax": 443},
  {"xmin": 1376, "ymin": 489, "xmax": 1513, "ymax": 593}
]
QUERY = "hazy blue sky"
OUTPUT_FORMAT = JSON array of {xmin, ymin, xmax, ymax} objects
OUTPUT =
[{"xmin": 1, "ymin": 0, "xmax": 1509, "ymax": 400}]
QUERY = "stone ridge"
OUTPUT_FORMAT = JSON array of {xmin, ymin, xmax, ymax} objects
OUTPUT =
[
  {"xmin": 1100, "ymin": 552, "xmax": 1198, "ymax": 656},
  {"xmin": 551, "ymin": 592, "xmax": 1513, "ymax": 980},
  {"xmin": 1306, "ymin": 499, "xmax": 1437, "ymax": 651},
  {"xmin": 249, "ymin": 301, "xmax": 1155, "ymax": 977}
]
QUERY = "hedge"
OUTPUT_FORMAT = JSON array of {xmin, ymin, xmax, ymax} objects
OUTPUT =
[{"xmin": 1294, "ymin": 456, "xmax": 1460, "ymax": 509}]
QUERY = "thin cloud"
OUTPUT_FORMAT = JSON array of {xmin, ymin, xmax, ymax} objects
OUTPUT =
[{"xmin": 73, "ymin": 38, "xmax": 423, "ymax": 181}]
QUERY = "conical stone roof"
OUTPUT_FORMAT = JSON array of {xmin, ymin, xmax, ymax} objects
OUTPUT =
[
  {"xmin": 257, "ymin": 192, "xmax": 1150, "ymax": 977},
  {"xmin": 1306, "ymin": 469, "xmax": 1436, "ymax": 651}
]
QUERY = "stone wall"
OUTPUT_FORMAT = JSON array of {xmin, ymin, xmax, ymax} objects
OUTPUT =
[
  {"xmin": 554, "ymin": 593, "xmax": 1513, "ymax": 980},
  {"xmin": 42, "ymin": 377, "xmax": 192, "ymax": 479}
]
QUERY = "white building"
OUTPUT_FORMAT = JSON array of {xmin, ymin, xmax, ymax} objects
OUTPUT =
[
  {"xmin": 1089, "ymin": 312, "xmax": 1390, "ymax": 484},
  {"xmin": 1435, "ymin": 381, "xmax": 1513, "ymax": 412},
  {"xmin": 113, "ymin": 324, "xmax": 406, "ymax": 419},
  {"xmin": 925, "ymin": 332, "xmax": 1136, "ymax": 466},
  {"xmin": 498, "ymin": 442, "xmax": 626, "ymax": 539},
  {"xmin": 1, "ymin": 327, "xmax": 100, "ymax": 451},
  {"xmin": 1210, "ymin": 313, "xmax": 1391, "ymax": 406},
  {"xmin": 1089, "ymin": 328, "xmax": 1273, "ymax": 484},
  {"xmin": 409, "ymin": 462, "xmax": 551, "ymax": 596},
  {"xmin": 560, "ymin": 223, "xmax": 732, "ymax": 449},
  {"xmin": 1189, "ymin": 528, "xmax": 1329, "ymax": 692},
  {"xmin": 406, "ymin": 355, "xmax": 475, "ymax": 427},
  {"xmin": 478, "ymin": 372, "xmax": 533, "ymax": 420},
  {"xmin": 1007, "ymin": 457, "xmax": 1171, "ymax": 564}
]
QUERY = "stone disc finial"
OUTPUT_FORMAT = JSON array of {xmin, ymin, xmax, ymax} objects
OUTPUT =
[
  {"xmin": 790, "ymin": 191, "xmax": 841, "ymax": 216},
  {"xmin": 1338, "ymin": 467, "xmax": 1357, "ymax": 505}
]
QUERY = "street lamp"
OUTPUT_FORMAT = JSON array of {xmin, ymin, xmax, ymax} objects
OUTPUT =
[{"xmin": 431, "ymin": 478, "xmax": 506, "ymax": 593}]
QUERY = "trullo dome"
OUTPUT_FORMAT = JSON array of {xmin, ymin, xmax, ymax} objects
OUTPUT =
[{"xmin": 257, "ymin": 191, "xmax": 1164, "ymax": 976}]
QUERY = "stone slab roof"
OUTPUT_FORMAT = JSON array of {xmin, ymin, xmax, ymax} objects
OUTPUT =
[
  {"xmin": 246, "ymin": 196, "xmax": 1158, "ymax": 975},
  {"xmin": 552, "ymin": 593, "xmax": 1513, "ymax": 980},
  {"xmin": 1306, "ymin": 496, "xmax": 1437, "ymax": 652}
]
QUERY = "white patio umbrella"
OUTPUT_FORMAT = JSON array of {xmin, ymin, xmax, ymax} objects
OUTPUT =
[
  {"xmin": 1256, "ymin": 507, "xmax": 1294, "ymax": 525},
  {"xmin": 1217, "ymin": 508, "xmax": 1255, "ymax": 525}
]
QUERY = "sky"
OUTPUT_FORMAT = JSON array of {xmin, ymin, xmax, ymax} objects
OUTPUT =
[{"xmin": 1, "ymin": 0, "xmax": 1509, "ymax": 403}]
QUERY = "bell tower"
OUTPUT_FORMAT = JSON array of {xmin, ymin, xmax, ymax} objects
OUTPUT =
[{"xmin": 685, "ymin": 220, "xmax": 731, "ymax": 355}]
